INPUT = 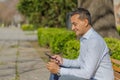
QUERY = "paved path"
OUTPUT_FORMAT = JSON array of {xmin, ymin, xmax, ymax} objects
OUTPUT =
[{"xmin": 0, "ymin": 27, "xmax": 49, "ymax": 80}]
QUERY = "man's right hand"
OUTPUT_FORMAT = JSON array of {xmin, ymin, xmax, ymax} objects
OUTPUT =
[{"xmin": 51, "ymin": 55, "xmax": 63, "ymax": 65}]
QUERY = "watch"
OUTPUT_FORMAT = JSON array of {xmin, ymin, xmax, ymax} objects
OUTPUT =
[{"xmin": 57, "ymin": 68, "xmax": 61, "ymax": 76}]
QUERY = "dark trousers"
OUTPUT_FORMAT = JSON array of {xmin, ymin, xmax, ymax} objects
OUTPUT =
[{"xmin": 49, "ymin": 73, "xmax": 59, "ymax": 80}]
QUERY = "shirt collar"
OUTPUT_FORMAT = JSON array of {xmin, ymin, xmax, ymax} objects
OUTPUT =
[{"xmin": 80, "ymin": 28, "xmax": 94, "ymax": 41}]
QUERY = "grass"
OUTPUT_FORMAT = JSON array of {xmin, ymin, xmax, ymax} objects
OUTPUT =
[
  {"xmin": 10, "ymin": 45, "xmax": 19, "ymax": 48},
  {"xmin": 12, "ymin": 41, "xmax": 20, "ymax": 80},
  {"xmin": 0, "ymin": 62, "xmax": 6, "ymax": 65}
]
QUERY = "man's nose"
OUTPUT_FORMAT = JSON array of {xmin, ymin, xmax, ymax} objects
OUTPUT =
[{"xmin": 72, "ymin": 26, "xmax": 75, "ymax": 31}]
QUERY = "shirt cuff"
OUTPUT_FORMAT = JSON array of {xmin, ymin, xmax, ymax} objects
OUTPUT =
[{"xmin": 60, "ymin": 67, "xmax": 69, "ymax": 76}]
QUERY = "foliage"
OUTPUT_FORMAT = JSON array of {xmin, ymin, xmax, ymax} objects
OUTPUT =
[
  {"xmin": 50, "ymin": 30, "xmax": 76, "ymax": 54},
  {"xmin": 21, "ymin": 24, "xmax": 34, "ymax": 31},
  {"xmin": 63, "ymin": 40, "xmax": 80, "ymax": 59},
  {"xmin": 37, "ymin": 28, "xmax": 76, "ymax": 53},
  {"xmin": 37, "ymin": 28, "xmax": 62, "ymax": 47},
  {"xmin": 17, "ymin": 0, "xmax": 77, "ymax": 27},
  {"xmin": 117, "ymin": 26, "xmax": 120, "ymax": 35},
  {"xmin": 104, "ymin": 38, "xmax": 120, "ymax": 60}
]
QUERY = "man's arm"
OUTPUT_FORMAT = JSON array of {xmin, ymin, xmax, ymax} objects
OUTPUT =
[
  {"xmin": 60, "ymin": 39, "xmax": 105, "ymax": 79},
  {"xmin": 52, "ymin": 55, "xmax": 81, "ymax": 68},
  {"xmin": 62, "ymin": 58, "xmax": 81, "ymax": 68}
]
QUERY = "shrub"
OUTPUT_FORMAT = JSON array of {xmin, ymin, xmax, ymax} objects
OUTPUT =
[
  {"xmin": 21, "ymin": 24, "xmax": 34, "ymax": 31},
  {"xmin": 37, "ymin": 28, "xmax": 75, "ymax": 49},
  {"xmin": 37, "ymin": 28, "xmax": 59, "ymax": 47},
  {"xmin": 17, "ymin": 0, "xmax": 77, "ymax": 28},
  {"xmin": 117, "ymin": 26, "xmax": 120, "ymax": 35},
  {"xmin": 50, "ymin": 30, "xmax": 76, "ymax": 54},
  {"xmin": 105, "ymin": 38, "xmax": 120, "ymax": 60},
  {"xmin": 37, "ymin": 28, "xmax": 76, "ymax": 53},
  {"xmin": 62, "ymin": 40, "xmax": 80, "ymax": 59}
]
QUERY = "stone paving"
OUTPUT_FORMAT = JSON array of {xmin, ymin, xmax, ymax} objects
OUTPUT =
[{"xmin": 0, "ymin": 27, "xmax": 50, "ymax": 80}]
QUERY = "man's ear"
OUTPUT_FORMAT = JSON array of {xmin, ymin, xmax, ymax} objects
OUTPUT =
[{"xmin": 84, "ymin": 19, "xmax": 89, "ymax": 27}]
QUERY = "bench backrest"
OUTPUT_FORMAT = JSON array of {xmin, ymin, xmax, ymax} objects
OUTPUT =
[{"xmin": 111, "ymin": 58, "xmax": 120, "ymax": 80}]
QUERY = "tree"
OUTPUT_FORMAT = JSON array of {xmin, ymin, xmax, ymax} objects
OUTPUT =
[
  {"xmin": 17, "ymin": 0, "xmax": 77, "ymax": 28},
  {"xmin": 77, "ymin": 0, "xmax": 120, "ymax": 38}
]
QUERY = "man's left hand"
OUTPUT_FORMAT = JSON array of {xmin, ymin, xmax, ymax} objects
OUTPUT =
[{"xmin": 46, "ymin": 61, "xmax": 60, "ymax": 74}]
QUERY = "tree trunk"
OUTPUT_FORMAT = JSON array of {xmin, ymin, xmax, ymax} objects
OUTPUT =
[{"xmin": 77, "ymin": 0, "xmax": 120, "ymax": 38}]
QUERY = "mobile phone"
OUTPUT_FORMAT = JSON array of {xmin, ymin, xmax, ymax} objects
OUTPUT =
[
  {"xmin": 45, "ymin": 53, "xmax": 59, "ymax": 63},
  {"xmin": 45, "ymin": 53, "xmax": 54, "ymax": 59}
]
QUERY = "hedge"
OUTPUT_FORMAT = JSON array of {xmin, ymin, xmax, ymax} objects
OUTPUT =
[
  {"xmin": 37, "ymin": 28, "xmax": 73, "ymax": 46},
  {"xmin": 63, "ymin": 40, "xmax": 80, "ymax": 59},
  {"xmin": 21, "ymin": 24, "xmax": 35, "ymax": 31},
  {"xmin": 105, "ymin": 38, "xmax": 120, "ymax": 60},
  {"xmin": 37, "ymin": 28, "xmax": 120, "ymax": 60},
  {"xmin": 37, "ymin": 28, "xmax": 56, "ymax": 47},
  {"xmin": 50, "ymin": 30, "xmax": 76, "ymax": 54},
  {"xmin": 117, "ymin": 26, "xmax": 120, "ymax": 35}
]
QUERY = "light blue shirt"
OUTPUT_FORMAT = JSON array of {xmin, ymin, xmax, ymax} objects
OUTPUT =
[{"xmin": 59, "ymin": 28, "xmax": 114, "ymax": 80}]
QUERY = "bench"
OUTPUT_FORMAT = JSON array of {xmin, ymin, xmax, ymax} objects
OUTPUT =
[{"xmin": 111, "ymin": 58, "xmax": 120, "ymax": 80}]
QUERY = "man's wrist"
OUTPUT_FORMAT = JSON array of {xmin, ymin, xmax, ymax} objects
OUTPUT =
[{"xmin": 57, "ymin": 67, "xmax": 61, "ymax": 76}]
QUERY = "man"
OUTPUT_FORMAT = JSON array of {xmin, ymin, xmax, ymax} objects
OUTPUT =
[{"xmin": 46, "ymin": 8, "xmax": 114, "ymax": 80}]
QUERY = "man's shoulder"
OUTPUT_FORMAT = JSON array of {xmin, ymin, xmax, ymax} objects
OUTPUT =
[
  {"xmin": 90, "ymin": 30, "xmax": 104, "ymax": 40},
  {"xmin": 85, "ymin": 32, "xmax": 105, "ymax": 45}
]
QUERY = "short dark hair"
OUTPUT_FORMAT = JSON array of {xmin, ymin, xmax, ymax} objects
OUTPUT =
[{"xmin": 70, "ymin": 8, "xmax": 92, "ymax": 25}]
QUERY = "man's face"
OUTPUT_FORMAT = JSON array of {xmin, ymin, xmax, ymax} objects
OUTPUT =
[{"xmin": 71, "ymin": 14, "xmax": 87, "ymax": 37}]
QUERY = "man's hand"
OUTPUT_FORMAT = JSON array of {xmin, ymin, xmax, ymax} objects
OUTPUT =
[
  {"xmin": 51, "ymin": 55, "xmax": 63, "ymax": 65},
  {"xmin": 46, "ymin": 61, "xmax": 60, "ymax": 74}
]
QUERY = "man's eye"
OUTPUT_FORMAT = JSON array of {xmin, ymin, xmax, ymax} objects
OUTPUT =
[
  {"xmin": 72, "ymin": 24, "xmax": 76, "ymax": 26},
  {"xmin": 74, "ymin": 24, "xmax": 77, "ymax": 26},
  {"xmin": 72, "ymin": 22, "xmax": 77, "ymax": 26}
]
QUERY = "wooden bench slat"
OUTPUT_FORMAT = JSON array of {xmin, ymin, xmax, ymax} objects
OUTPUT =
[
  {"xmin": 113, "ymin": 65, "xmax": 120, "ymax": 72},
  {"xmin": 114, "ymin": 71, "xmax": 120, "ymax": 80},
  {"xmin": 111, "ymin": 58, "xmax": 120, "ymax": 65},
  {"xmin": 111, "ymin": 58, "xmax": 120, "ymax": 72},
  {"xmin": 111, "ymin": 58, "xmax": 120, "ymax": 79}
]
